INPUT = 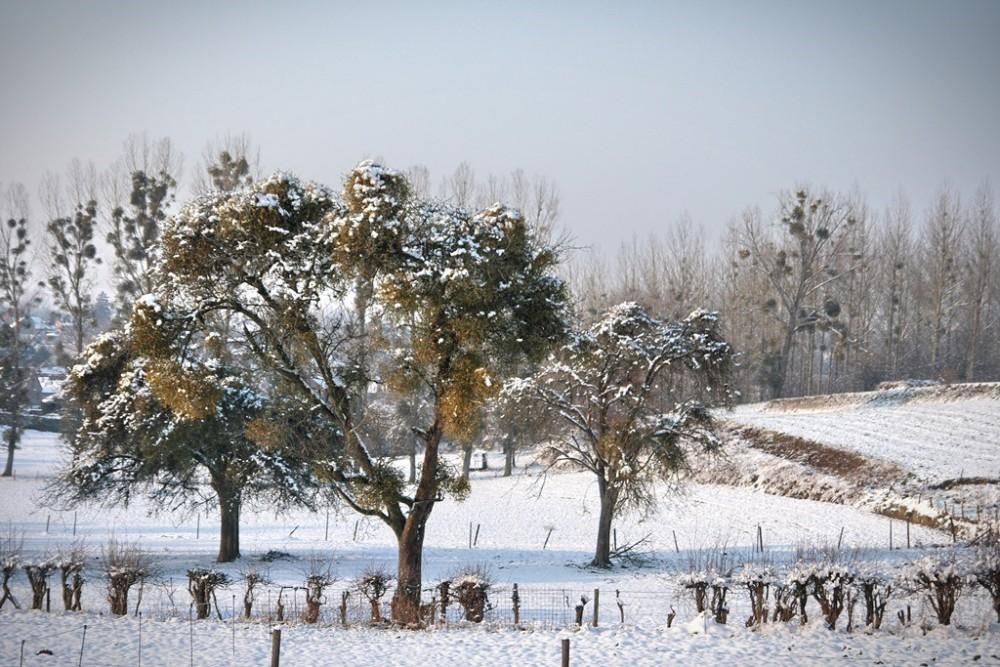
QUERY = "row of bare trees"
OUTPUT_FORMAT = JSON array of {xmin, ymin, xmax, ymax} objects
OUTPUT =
[{"xmin": 572, "ymin": 185, "xmax": 999, "ymax": 400}]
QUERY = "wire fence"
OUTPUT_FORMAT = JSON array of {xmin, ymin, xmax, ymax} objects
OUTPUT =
[{"xmin": 5, "ymin": 582, "xmax": 998, "ymax": 667}]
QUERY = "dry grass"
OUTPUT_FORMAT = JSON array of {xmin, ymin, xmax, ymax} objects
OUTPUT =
[{"xmin": 728, "ymin": 424, "xmax": 905, "ymax": 485}]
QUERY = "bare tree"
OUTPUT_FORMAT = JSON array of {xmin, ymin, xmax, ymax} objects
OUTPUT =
[
  {"xmin": 738, "ymin": 189, "xmax": 860, "ymax": 398},
  {"xmin": 918, "ymin": 188, "xmax": 964, "ymax": 376},
  {"xmin": 1, "ymin": 183, "xmax": 39, "ymax": 477},
  {"xmin": 41, "ymin": 160, "xmax": 102, "ymax": 357},
  {"xmin": 103, "ymin": 135, "xmax": 182, "ymax": 315},
  {"xmin": 963, "ymin": 184, "xmax": 997, "ymax": 380},
  {"xmin": 193, "ymin": 132, "xmax": 259, "ymax": 194}
]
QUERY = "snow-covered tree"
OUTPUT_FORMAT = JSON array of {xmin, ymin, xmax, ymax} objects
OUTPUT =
[
  {"xmin": 150, "ymin": 163, "xmax": 569, "ymax": 622},
  {"xmin": 505, "ymin": 302, "xmax": 733, "ymax": 567},
  {"xmin": 56, "ymin": 305, "xmax": 327, "ymax": 562}
]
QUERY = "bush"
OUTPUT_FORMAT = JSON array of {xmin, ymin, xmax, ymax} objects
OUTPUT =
[
  {"xmin": 187, "ymin": 568, "xmax": 230, "ymax": 620},
  {"xmin": 103, "ymin": 538, "xmax": 154, "ymax": 616},
  {"xmin": 0, "ymin": 529, "xmax": 22, "ymax": 610},
  {"xmin": 449, "ymin": 565, "xmax": 493, "ymax": 623},
  {"xmin": 57, "ymin": 542, "xmax": 86, "ymax": 611},
  {"xmin": 357, "ymin": 565, "xmax": 393, "ymax": 623},
  {"xmin": 898, "ymin": 552, "xmax": 968, "ymax": 626},
  {"xmin": 24, "ymin": 558, "xmax": 57, "ymax": 610},
  {"xmin": 972, "ymin": 545, "xmax": 1000, "ymax": 623},
  {"xmin": 302, "ymin": 557, "xmax": 335, "ymax": 624},
  {"xmin": 737, "ymin": 562, "xmax": 776, "ymax": 628}
]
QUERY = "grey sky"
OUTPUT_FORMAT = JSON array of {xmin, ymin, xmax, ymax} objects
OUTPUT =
[{"xmin": 1, "ymin": 0, "xmax": 998, "ymax": 250}]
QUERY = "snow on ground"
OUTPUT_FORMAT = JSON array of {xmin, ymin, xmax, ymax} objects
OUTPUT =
[
  {"xmin": 0, "ymin": 430, "xmax": 995, "ymax": 666},
  {"xmin": 3, "ymin": 610, "xmax": 998, "ymax": 667},
  {"xmin": 727, "ymin": 385, "xmax": 1000, "ymax": 484}
]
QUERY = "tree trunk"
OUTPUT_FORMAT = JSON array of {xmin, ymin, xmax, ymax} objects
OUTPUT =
[
  {"xmin": 461, "ymin": 444, "xmax": 472, "ymax": 481},
  {"xmin": 390, "ymin": 421, "xmax": 442, "ymax": 624},
  {"xmin": 2, "ymin": 432, "xmax": 15, "ymax": 477},
  {"xmin": 214, "ymin": 481, "xmax": 241, "ymax": 563},
  {"xmin": 408, "ymin": 442, "xmax": 417, "ymax": 485},
  {"xmin": 592, "ymin": 481, "xmax": 618, "ymax": 568},
  {"xmin": 391, "ymin": 517, "xmax": 427, "ymax": 624},
  {"xmin": 503, "ymin": 438, "xmax": 514, "ymax": 477}
]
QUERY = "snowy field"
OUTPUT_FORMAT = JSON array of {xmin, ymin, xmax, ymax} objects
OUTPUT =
[
  {"xmin": 0, "ymin": 430, "xmax": 997, "ymax": 666},
  {"xmin": 727, "ymin": 384, "xmax": 1000, "ymax": 483}
]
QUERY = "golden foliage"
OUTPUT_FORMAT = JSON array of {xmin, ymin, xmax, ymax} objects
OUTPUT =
[
  {"xmin": 244, "ymin": 416, "xmax": 285, "ymax": 452},
  {"xmin": 145, "ymin": 361, "xmax": 219, "ymax": 420},
  {"xmin": 439, "ymin": 358, "xmax": 498, "ymax": 444}
]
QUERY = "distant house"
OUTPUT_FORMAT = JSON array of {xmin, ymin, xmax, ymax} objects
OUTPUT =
[
  {"xmin": 35, "ymin": 367, "xmax": 66, "ymax": 413},
  {"xmin": 25, "ymin": 375, "xmax": 43, "ymax": 407}
]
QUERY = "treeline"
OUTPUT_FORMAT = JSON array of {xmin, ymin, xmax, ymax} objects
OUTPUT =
[{"xmin": 571, "ymin": 185, "xmax": 999, "ymax": 400}]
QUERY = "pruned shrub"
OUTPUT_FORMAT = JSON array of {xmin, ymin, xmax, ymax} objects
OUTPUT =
[
  {"xmin": 240, "ymin": 566, "xmax": 270, "ymax": 619},
  {"xmin": 57, "ymin": 543, "xmax": 86, "ymax": 611},
  {"xmin": 855, "ymin": 565, "xmax": 892, "ymax": 631},
  {"xmin": 899, "ymin": 552, "xmax": 967, "ymax": 626},
  {"xmin": 302, "ymin": 557, "xmax": 335, "ymax": 624},
  {"xmin": 771, "ymin": 582, "xmax": 797, "ymax": 623},
  {"xmin": 972, "ymin": 545, "xmax": 1000, "ymax": 623},
  {"xmin": 24, "ymin": 558, "xmax": 57, "ymax": 610},
  {"xmin": 0, "ymin": 530, "xmax": 22, "ymax": 610},
  {"xmin": 810, "ymin": 563, "xmax": 856, "ymax": 630},
  {"xmin": 680, "ymin": 549, "xmax": 732, "ymax": 624},
  {"xmin": 357, "ymin": 565, "xmax": 393, "ymax": 623},
  {"xmin": 738, "ymin": 562, "xmax": 775, "ymax": 628},
  {"xmin": 187, "ymin": 568, "xmax": 230, "ymax": 620},
  {"xmin": 103, "ymin": 538, "xmax": 154, "ymax": 616},
  {"xmin": 450, "ymin": 565, "xmax": 493, "ymax": 623}
]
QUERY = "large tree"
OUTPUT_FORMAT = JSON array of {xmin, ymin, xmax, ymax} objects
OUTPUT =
[
  {"xmin": 739, "ymin": 189, "xmax": 859, "ymax": 398},
  {"xmin": 505, "ymin": 302, "xmax": 733, "ymax": 567},
  {"xmin": 150, "ymin": 163, "xmax": 568, "ymax": 621},
  {"xmin": 57, "ymin": 311, "xmax": 326, "ymax": 562}
]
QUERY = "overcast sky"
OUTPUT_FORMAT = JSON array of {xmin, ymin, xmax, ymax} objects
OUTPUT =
[{"xmin": 1, "ymin": 0, "xmax": 998, "ymax": 250}]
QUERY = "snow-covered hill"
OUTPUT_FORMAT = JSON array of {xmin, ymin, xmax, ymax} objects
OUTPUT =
[
  {"xmin": 716, "ymin": 383, "xmax": 1000, "ymax": 537},
  {"xmin": 727, "ymin": 382, "xmax": 1000, "ymax": 483}
]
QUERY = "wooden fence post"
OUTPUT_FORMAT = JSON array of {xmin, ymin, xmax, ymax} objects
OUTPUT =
[
  {"xmin": 270, "ymin": 628, "xmax": 281, "ymax": 667},
  {"xmin": 512, "ymin": 584, "xmax": 520, "ymax": 626},
  {"xmin": 906, "ymin": 515, "xmax": 911, "ymax": 549},
  {"xmin": 592, "ymin": 588, "xmax": 599, "ymax": 627},
  {"xmin": 561, "ymin": 638, "xmax": 570, "ymax": 667},
  {"xmin": 77, "ymin": 625, "xmax": 87, "ymax": 667}
]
